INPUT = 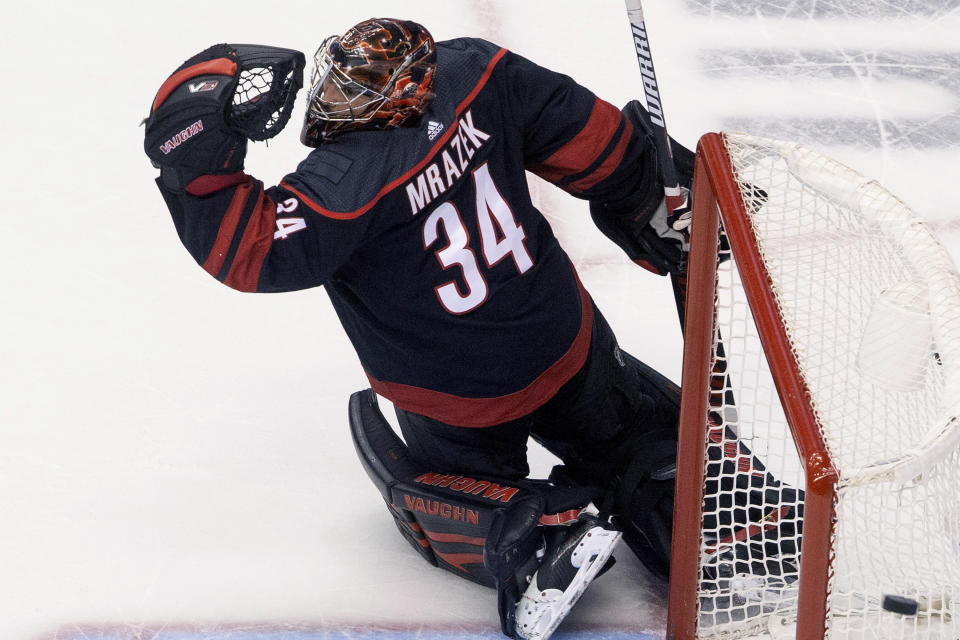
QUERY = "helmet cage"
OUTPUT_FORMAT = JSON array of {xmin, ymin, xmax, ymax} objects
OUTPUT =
[
  {"xmin": 300, "ymin": 20, "xmax": 437, "ymax": 146},
  {"xmin": 306, "ymin": 35, "xmax": 408, "ymax": 124}
]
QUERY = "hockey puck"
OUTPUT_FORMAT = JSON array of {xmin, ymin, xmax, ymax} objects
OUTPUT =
[{"xmin": 882, "ymin": 594, "xmax": 919, "ymax": 616}]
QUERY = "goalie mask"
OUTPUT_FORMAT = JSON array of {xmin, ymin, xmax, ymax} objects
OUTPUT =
[{"xmin": 300, "ymin": 18, "xmax": 437, "ymax": 146}]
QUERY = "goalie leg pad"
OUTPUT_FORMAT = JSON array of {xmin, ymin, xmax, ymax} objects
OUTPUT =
[
  {"xmin": 613, "ymin": 426, "xmax": 678, "ymax": 581},
  {"xmin": 574, "ymin": 349, "xmax": 681, "ymax": 581},
  {"xmin": 349, "ymin": 390, "xmax": 595, "ymax": 637},
  {"xmin": 350, "ymin": 388, "xmax": 544, "ymax": 585}
]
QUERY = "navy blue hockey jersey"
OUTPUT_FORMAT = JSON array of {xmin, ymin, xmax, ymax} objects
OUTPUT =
[{"xmin": 155, "ymin": 38, "xmax": 656, "ymax": 427}]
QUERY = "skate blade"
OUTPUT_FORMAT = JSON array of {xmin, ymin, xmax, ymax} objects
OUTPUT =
[{"xmin": 516, "ymin": 528, "xmax": 622, "ymax": 640}]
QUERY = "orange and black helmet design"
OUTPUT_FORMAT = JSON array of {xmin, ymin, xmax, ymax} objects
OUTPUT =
[{"xmin": 300, "ymin": 18, "xmax": 437, "ymax": 146}]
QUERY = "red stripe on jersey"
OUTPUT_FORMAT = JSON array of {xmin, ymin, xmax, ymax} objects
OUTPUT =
[
  {"xmin": 202, "ymin": 179, "xmax": 254, "ymax": 278},
  {"xmin": 279, "ymin": 47, "xmax": 510, "ymax": 220},
  {"xmin": 528, "ymin": 97, "xmax": 622, "ymax": 185},
  {"xmin": 223, "ymin": 185, "xmax": 277, "ymax": 292},
  {"xmin": 186, "ymin": 172, "xmax": 249, "ymax": 197},
  {"xmin": 367, "ymin": 271, "xmax": 595, "ymax": 427},
  {"xmin": 567, "ymin": 118, "xmax": 634, "ymax": 193}
]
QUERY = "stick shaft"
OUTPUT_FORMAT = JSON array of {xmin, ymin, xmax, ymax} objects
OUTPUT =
[
  {"xmin": 624, "ymin": 0, "xmax": 688, "ymax": 322},
  {"xmin": 624, "ymin": 1, "xmax": 680, "ymax": 191}
]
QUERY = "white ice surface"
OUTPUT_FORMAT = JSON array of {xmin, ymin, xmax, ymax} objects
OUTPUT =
[{"xmin": 1, "ymin": 1, "xmax": 958, "ymax": 639}]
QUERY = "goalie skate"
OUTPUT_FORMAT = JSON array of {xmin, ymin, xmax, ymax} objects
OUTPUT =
[{"xmin": 514, "ymin": 512, "xmax": 622, "ymax": 640}]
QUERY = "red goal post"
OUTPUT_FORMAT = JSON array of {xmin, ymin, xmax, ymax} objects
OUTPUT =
[{"xmin": 667, "ymin": 132, "xmax": 960, "ymax": 639}]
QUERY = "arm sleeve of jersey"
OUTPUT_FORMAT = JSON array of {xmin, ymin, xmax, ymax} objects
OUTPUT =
[
  {"xmin": 155, "ymin": 170, "xmax": 369, "ymax": 293},
  {"xmin": 503, "ymin": 50, "xmax": 660, "ymax": 206}
]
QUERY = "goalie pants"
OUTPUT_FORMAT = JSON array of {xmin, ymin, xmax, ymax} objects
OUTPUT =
[{"xmin": 394, "ymin": 303, "xmax": 682, "ymax": 495}]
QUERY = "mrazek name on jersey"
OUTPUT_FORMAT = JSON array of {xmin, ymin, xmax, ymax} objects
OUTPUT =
[
  {"xmin": 406, "ymin": 110, "xmax": 490, "ymax": 215},
  {"xmin": 160, "ymin": 119, "xmax": 204, "ymax": 155}
]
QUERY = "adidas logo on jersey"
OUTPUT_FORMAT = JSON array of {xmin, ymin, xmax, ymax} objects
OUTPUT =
[
  {"xmin": 427, "ymin": 120, "xmax": 444, "ymax": 140},
  {"xmin": 405, "ymin": 110, "xmax": 491, "ymax": 215}
]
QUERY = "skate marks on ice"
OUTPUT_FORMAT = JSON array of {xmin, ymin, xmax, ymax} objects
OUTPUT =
[
  {"xmin": 683, "ymin": 0, "xmax": 958, "ymax": 19},
  {"xmin": 46, "ymin": 623, "xmax": 660, "ymax": 640},
  {"xmin": 687, "ymin": 0, "xmax": 960, "ymax": 148},
  {"xmin": 707, "ymin": 49, "xmax": 960, "ymax": 149}
]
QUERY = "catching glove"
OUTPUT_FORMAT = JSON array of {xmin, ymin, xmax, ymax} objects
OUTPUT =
[
  {"xmin": 590, "ymin": 100, "xmax": 696, "ymax": 276},
  {"xmin": 143, "ymin": 43, "xmax": 305, "ymax": 189}
]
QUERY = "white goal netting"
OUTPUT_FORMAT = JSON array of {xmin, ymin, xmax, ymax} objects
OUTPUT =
[{"xmin": 693, "ymin": 132, "xmax": 960, "ymax": 639}]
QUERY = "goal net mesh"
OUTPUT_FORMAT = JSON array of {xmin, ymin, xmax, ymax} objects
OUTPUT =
[{"xmin": 694, "ymin": 132, "xmax": 960, "ymax": 638}]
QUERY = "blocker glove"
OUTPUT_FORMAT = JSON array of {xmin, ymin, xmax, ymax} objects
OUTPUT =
[
  {"xmin": 590, "ymin": 100, "xmax": 696, "ymax": 276},
  {"xmin": 143, "ymin": 43, "xmax": 305, "ymax": 190}
]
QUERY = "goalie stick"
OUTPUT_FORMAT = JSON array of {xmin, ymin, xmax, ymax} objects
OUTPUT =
[
  {"xmin": 622, "ymin": 0, "xmax": 740, "ymax": 424},
  {"xmin": 623, "ymin": 0, "xmax": 691, "ymax": 325},
  {"xmin": 622, "ymin": 11, "xmax": 809, "ymax": 639},
  {"xmin": 622, "ymin": 0, "xmax": 749, "ymax": 595}
]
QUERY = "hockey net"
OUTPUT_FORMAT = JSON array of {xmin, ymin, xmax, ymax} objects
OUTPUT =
[{"xmin": 667, "ymin": 132, "xmax": 960, "ymax": 639}]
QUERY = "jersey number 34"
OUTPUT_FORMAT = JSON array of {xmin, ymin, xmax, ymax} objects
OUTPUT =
[{"xmin": 423, "ymin": 163, "xmax": 534, "ymax": 315}]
